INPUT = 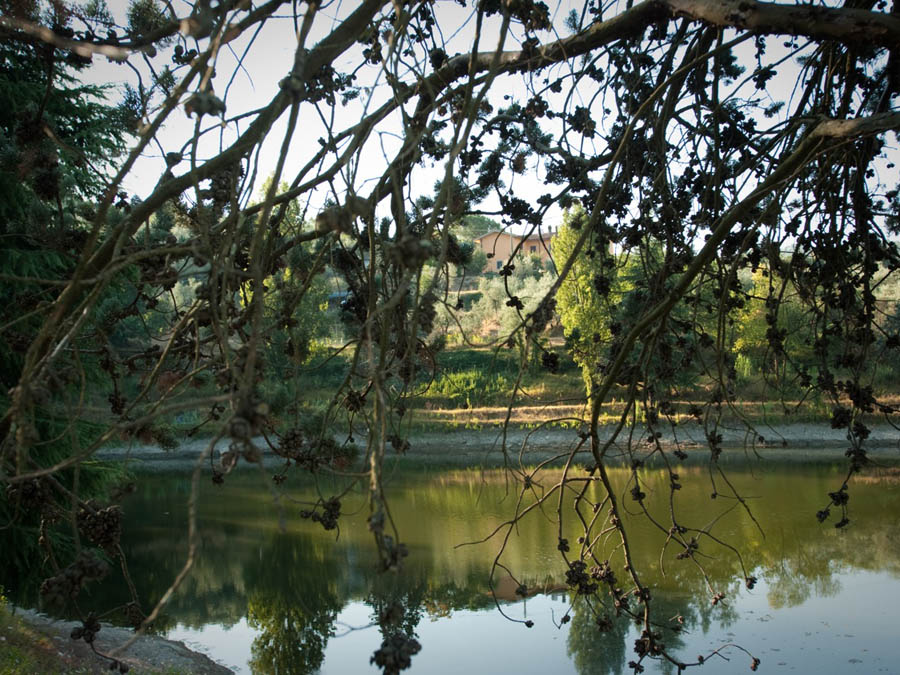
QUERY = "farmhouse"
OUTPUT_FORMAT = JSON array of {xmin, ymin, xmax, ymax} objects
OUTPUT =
[{"xmin": 473, "ymin": 229, "xmax": 554, "ymax": 273}]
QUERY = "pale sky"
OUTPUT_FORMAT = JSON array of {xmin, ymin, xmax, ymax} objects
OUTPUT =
[
  {"xmin": 82, "ymin": 1, "xmax": 898, "ymax": 237},
  {"xmin": 84, "ymin": 1, "xmax": 585, "ymax": 232}
]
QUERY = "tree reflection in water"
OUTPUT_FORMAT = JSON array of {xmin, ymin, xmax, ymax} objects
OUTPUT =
[
  {"xmin": 6, "ymin": 463, "xmax": 899, "ymax": 672},
  {"xmin": 244, "ymin": 535, "xmax": 346, "ymax": 674},
  {"xmin": 367, "ymin": 574, "xmax": 427, "ymax": 673}
]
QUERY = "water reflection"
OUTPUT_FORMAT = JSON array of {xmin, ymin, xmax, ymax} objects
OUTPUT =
[
  {"xmin": 245, "ymin": 534, "xmax": 344, "ymax": 673},
  {"xmin": 9, "ymin": 462, "xmax": 900, "ymax": 673}
]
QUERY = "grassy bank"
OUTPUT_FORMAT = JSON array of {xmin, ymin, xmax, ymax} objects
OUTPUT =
[
  {"xmin": 0, "ymin": 595, "xmax": 220, "ymax": 675},
  {"xmin": 0, "ymin": 596, "xmax": 90, "ymax": 675},
  {"xmin": 289, "ymin": 346, "xmax": 899, "ymax": 427},
  {"xmin": 403, "ymin": 398, "xmax": 852, "ymax": 431},
  {"xmin": 103, "ymin": 345, "xmax": 900, "ymax": 441}
]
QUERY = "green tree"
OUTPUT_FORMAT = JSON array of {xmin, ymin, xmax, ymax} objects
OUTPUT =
[
  {"xmin": 555, "ymin": 206, "xmax": 705, "ymax": 399},
  {"xmin": 0, "ymin": 0, "xmax": 133, "ymax": 588},
  {"xmin": 553, "ymin": 204, "xmax": 616, "ymax": 393},
  {"xmin": 734, "ymin": 266, "xmax": 815, "ymax": 385},
  {"xmin": 457, "ymin": 214, "xmax": 498, "ymax": 241},
  {"xmin": 462, "ymin": 257, "xmax": 553, "ymax": 343},
  {"xmin": 0, "ymin": 0, "xmax": 129, "ymax": 379}
]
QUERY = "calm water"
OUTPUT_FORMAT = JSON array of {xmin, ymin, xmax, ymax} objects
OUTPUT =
[{"xmin": 17, "ymin": 461, "xmax": 900, "ymax": 673}]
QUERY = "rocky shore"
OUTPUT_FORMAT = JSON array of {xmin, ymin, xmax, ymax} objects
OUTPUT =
[{"xmin": 5, "ymin": 608, "xmax": 232, "ymax": 674}]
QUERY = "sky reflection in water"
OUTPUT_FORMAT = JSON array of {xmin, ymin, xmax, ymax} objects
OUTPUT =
[{"xmin": 36, "ymin": 462, "xmax": 900, "ymax": 673}]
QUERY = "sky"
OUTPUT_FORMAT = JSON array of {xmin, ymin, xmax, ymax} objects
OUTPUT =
[
  {"xmin": 81, "ymin": 0, "xmax": 590, "ymax": 233},
  {"xmin": 78, "ymin": 1, "xmax": 898, "ymax": 239}
]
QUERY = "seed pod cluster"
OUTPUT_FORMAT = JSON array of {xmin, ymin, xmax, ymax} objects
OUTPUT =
[
  {"xmin": 370, "ymin": 633, "xmax": 421, "ymax": 674},
  {"xmin": 6, "ymin": 478, "xmax": 53, "ymax": 514},
  {"xmin": 417, "ymin": 292, "xmax": 437, "ymax": 334},
  {"xmin": 184, "ymin": 91, "xmax": 225, "ymax": 118},
  {"xmin": 278, "ymin": 427, "xmax": 305, "ymax": 459},
  {"xmin": 527, "ymin": 297, "xmax": 557, "ymax": 336},
  {"xmin": 541, "ymin": 350, "xmax": 560, "ymax": 373},
  {"xmin": 565, "ymin": 560, "xmax": 598, "ymax": 595},
  {"xmin": 106, "ymin": 659, "xmax": 130, "ymax": 673},
  {"xmin": 300, "ymin": 497, "xmax": 341, "ymax": 531},
  {"xmin": 76, "ymin": 502, "xmax": 123, "ymax": 552},
  {"xmin": 69, "ymin": 613, "xmax": 101, "ymax": 644},
  {"xmin": 344, "ymin": 390, "xmax": 365, "ymax": 412},
  {"xmin": 123, "ymin": 601, "xmax": 145, "ymax": 630},
  {"xmin": 40, "ymin": 552, "xmax": 109, "ymax": 607},
  {"xmin": 388, "ymin": 434, "xmax": 411, "ymax": 454},
  {"xmin": 388, "ymin": 233, "xmax": 433, "ymax": 271}
]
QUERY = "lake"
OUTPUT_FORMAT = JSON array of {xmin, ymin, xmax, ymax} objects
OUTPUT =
[{"xmin": 13, "ymin": 459, "xmax": 900, "ymax": 673}]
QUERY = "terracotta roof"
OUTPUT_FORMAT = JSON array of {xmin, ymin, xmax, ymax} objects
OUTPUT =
[
  {"xmin": 473, "ymin": 229, "xmax": 502, "ymax": 241},
  {"xmin": 474, "ymin": 230, "xmax": 552, "ymax": 242}
]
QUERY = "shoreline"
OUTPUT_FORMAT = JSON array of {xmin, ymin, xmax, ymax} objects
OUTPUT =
[
  {"xmin": 3, "ymin": 607, "xmax": 233, "ymax": 674},
  {"xmin": 96, "ymin": 422, "xmax": 900, "ymax": 471}
]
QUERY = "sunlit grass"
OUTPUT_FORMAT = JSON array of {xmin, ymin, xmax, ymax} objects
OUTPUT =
[{"xmin": 403, "ymin": 397, "xmax": 900, "ymax": 431}]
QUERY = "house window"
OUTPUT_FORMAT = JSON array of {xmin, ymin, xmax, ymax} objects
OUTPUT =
[
  {"xmin": 529, "ymin": 245, "xmax": 537, "ymax": 253},
  {"xmin": 496, "ymin": 260, "xmax": 503, "ymax": 270}
]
